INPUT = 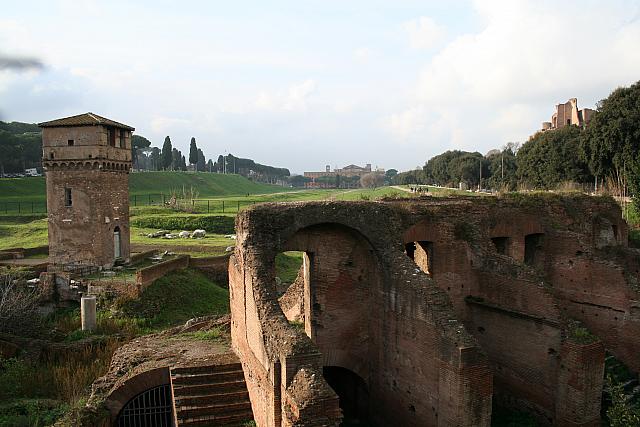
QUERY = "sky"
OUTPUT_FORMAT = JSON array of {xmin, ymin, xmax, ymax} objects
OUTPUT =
[{"xmin": 1, "ymin": 0, "xmax": 639, "ymax": 174}]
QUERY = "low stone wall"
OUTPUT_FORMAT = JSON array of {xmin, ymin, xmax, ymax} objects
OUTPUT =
[
  {"xmin": 136, "ymin": 255, "xmax": 190, "ymax": 289},
  {"xmin": 130, "ymin": 249, "xmax": 158, "ymax": 265},
  {"xmin": 188, "ymin": 254, "xmax": 231, "ymax": 286},
  {"xmin": 24, "ymin": 245, "xmax": 49, "ymax": 257},
  {"xmin": 0, "ymin": 245, "xmax": 49, "ymax": 260}
]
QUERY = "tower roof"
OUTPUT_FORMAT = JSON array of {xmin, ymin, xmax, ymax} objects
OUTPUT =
[{"xmin": 38, "ymin": 112, "xmax": 135, "ymax": 131}]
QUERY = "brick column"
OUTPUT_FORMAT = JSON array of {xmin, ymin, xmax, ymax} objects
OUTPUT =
[{"xmin": 555, "ymin": 340, "xmax": 605, "ymax": 426}]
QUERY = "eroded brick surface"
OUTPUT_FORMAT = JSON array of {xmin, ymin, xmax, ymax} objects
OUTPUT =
[{"xmin": 230, "ymin": 195, "xmax": 638, "ymax": 426}]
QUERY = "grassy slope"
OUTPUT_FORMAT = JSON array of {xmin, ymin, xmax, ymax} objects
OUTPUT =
[
  {"xmin": 0, "ymin": 172, "xmax": 291, "ymax": 203},
  {"xmin": 121, "ymin": 268, "xmax": 229, "ymax": 328}
]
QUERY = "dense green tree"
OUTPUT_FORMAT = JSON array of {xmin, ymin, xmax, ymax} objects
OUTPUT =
[
  {"xmin": 486, "ymin": 145, "xmax": 518, "ymax": 191},
  {"xmin": 422, "ymin": 150, "xmax": 487, "ymax": 188},
  {"xmin": 289, "ymin": 175, "xmax": 311, "ymax": 187},
  {"xmin": 196, "ymin": 148, "xmax": 206, "ymax": 172},
  {"xmin": 394, "ymin": 169, "xmax": 426, "ymax": 185},
  {"xmin": 161, "ymin": 136, "xmax": 173, "ymax": 170},
  {"xmin": 581, "ymin": 80, "xmax": 640, "ymax": 206},
  {"xmin": 131, "ymin": 134, "xmax": 151, "ymax": 168},
  {"xmin": 206, "ymin": 159, "xmax": 214, "ymax": 172},
  {"xmin": 171, "ymin": 148, "xmax": 181, "ymax": 171},
  {"xmin": 0, "ymin": 121, "xmax": 41, "ymax": 174},
  {"xmin": 211, "ymin": 152, "xmax": 289, "ymax": 182},
  {"xmin": 180, "ymin": 155, "xmax": 187, "ymax": 171},
  {"xmin": 188, "ymin": 137, "xmax": 198, "ymax": 166},
  {"xmin": 150, "ymin": 147, "xmax": 161, "ymax": 171},
  {"xmin": 517, "ymin": 126, "xmax": 590, "ymax": 189}
]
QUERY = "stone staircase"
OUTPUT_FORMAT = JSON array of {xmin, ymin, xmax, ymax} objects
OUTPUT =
[{"xmin": 170, "ymin": 362, "xmax": 254, "ymax": 426}]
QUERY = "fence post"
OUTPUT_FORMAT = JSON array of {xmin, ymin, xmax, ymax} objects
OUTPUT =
[
  {"xmin": 31, "ymin": 201, "xmax": 34, "ymax": 213},
  {"xmin": 134, "ymin": 195, "xmax": 137, "ymax": 206},
  {"xmin": 222, "ymin": 201, "xmax": 225, "ymax": 213},
  {"xmin": 207, "ymin": 200, "xmax": 210, "ymax": 213},
  {"xmin": 237, "ymin": 200, "xmax": 240, "ymax": 212},
  {"xmin": 18, "ymin": 202, "xmax": 21, "ymax": 214}
]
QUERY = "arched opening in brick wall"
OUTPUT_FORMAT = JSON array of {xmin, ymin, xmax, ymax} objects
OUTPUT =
[
  {"xmin": 491, "ymin": 236, "xmax": 511, "ymax": 255},
  {"xmin": 524, "ymin": 233, "xmax": 544, "ymax": 265},
  {"xmin": 323, "ymin": 366, "xmax": 370, "ymax": 425},
  {"xmin": 115, "ymin": 383, "xmax": 174, "ymax": 427},
  {"xmin": 282, "ymin": 222, "xmax": 381, "ymax": 399},
  {"xmin": 276, "ymin": 251, "xmax": 305, "ymax": 327},
  {"xmin": 404, "ymin": 241, "xmax": 434, "ymax": 276}
]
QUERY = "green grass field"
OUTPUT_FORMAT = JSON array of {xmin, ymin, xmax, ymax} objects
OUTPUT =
[{"xmin": 0, "ymin": 172, "xmax": 292, "ymax": 204}]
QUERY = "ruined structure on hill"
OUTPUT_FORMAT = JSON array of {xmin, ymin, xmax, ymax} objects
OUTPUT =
[
  {"xmin": 541, "ymin": 98, "xmax": 595, "ymax": 131},
  {"xmin": 229, "ymin": 195, "xmax": 639, "ymax": 426},
  {"xmin": 39, "ymin": 113, "xmax": 134, "ymax": 268}
]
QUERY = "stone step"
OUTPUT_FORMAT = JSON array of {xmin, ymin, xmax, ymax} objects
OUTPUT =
[
  {"xmin": 176, "ymin": 401, "xmax": 252, "ymax": 419},
  {"xmin": 172, "ymin": 370, "xmax": 245, "ymax": 386},
  {"xmin": 172, "ymin": 380, "xmax": 248, "ymax": 397},
  {"xmin": 171, "ymin": 363, "xmax": 242, "ymax": 376},
  {"xmin": 174, "ymin": 390, "xmax": 249, "ymax": 407},
  {"xmin": 178, "ymin": 412, "xmax": 253, "ymax": 427}
]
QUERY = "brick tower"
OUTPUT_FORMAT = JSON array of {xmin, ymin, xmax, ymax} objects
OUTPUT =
[{"xmin": 39, "ymin": 113, "xmax": 134, "ymax": 268}]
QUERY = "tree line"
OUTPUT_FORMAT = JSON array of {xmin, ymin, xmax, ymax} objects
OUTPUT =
[
  {"xmin": 394, "ymin": 80, "xmax": 640, "ymax": 208},
  {"xmin": 0, "ymin": 121, "xmax": 42, "ymax": 174}
]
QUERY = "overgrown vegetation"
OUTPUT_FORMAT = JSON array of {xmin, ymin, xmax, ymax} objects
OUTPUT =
[
  {"xmin": 567, "ymin": 320, "xmax": 599, "ymax": 345},
  {"xmin": 0, "ymin": 268, "xmax": 44, "ymax": 335},
  {"xmin": 120, "ymin": 268, "xmax": 229, "ymax": 328},
  {"xmin": 0, "ymin": 338, "xmax": 119, "ymax": 427},
  {"xmin": 131, "ymin": 214, "xmax": 235, "ymax": 234},
  {"xmin": 275, "ymin": 251, "xmax": 303, "ymax": 284},
  {"xmin": 605, "ymin": 374, "xmax": 640, "ymax": 427},
  {"xmin": 180, "ymin": 327, "xmax": 225, "ymax": 342}
]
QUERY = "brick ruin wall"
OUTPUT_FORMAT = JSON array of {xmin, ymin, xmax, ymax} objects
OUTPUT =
[
  {"xmin": 46, "ymin": 167, "xmax": 130, "ymax": 267},
  {"xmin": 229, "ymin": 195, "xmax": 639, "ymax": 426}
]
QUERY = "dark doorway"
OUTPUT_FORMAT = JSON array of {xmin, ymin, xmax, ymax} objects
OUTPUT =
[
  {"xmin": 404, "ymin": 242, "xmax": 416, "ymax": 260},
  {"xmin": 114, "ymin": 226, "xmax": 122, "ymax": 260},
  {"xmin": 116, "ymin": 384, "xmax": 174, "ymax": 426},
  {"xmin": 323, "ymin": 366, "xmax": 370, "ymax": 426},
  {"xmin": 524, "ymin": 233, "xmax": 544, "ymax": 265},
  {"xmin": 491, "ymin": 237, "xmax": 510, "ymax": 255}
]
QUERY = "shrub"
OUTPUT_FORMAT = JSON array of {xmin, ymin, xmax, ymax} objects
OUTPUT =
[
  {"xmin": 606, "ymin": 374, "xmax": 640, "ymax": 427},
  {"xmin": 0, "ymin": 399, "xmax": 69, "ymax": 427},
  {"xmin": 131, "ymin": 214, "xmax": 234, "ymax": 234}
]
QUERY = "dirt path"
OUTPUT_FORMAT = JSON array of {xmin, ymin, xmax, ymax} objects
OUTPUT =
[{"xmin": 390, "ymin": 185, "xmax": 413, "ymax": 193}]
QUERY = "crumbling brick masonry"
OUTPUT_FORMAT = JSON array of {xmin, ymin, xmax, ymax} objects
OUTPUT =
[{"xmin": 229, "ymin": 194, "xmax": 639, "ymax": 426}]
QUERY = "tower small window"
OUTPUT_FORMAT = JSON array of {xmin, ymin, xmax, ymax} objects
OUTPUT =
[
  {"xmin": 50, "ymin": 152, "xmax": 54, "ymax": 159},
  {"xmin": 68, "ymin": 139, "xmax": 74, "ymax": 146},
  {"xmin": 119, "ymin": 130, "xmax": 126, "ymax": 148},
  {"xmin": 64, "ymin": 188, "xmax": 72, "ymax": 207},
  {"xmin": 107, "ymin": 127, "xmax": 115, "ymax": 147}
]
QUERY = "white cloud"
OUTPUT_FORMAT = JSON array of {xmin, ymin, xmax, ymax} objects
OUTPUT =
[
  {"xmin": 386, "ymin": 0, "xmax": 640, "ymax": 155},
  {"xmin": 354, "ymin": 47, "xmax": 375, "ymax": 62},
  {"xmin": 254, "ymin": 79, "xmax": 317, "ymax": 112},
  {"xmin": 150, "ymin": 116, "xmax": 192, "ymax": 134},
  {"xmin": 402, "ymin": 16, "xmax": 445, "ymax": 50},
  {"xmin": 382, "ymin": 105, "xmax": 428, "ymax": 141}
]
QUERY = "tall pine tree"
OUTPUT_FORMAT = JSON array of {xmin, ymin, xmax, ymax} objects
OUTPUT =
[
  {"xmin": 196, "ymin": 148, "xmax": 206, "ymax": 172},
  {"xmin": 189, "ymin": 137, "xmax": 198, "ymax": 166},
  {"xmin": 161, "ymin": 136, "xmax": 173, "ymax": 170}
]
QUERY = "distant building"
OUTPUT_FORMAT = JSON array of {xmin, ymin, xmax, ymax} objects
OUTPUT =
[
  {"xmin": 541, "ymin": 98, "xmax": 595, "ymax": 131},
  {"xmin": 304, "ymin": 163, "xmax": 383, "ymax": 188},
  {"xmin": 39, "ymin": 112, "xmax": 134, "ymax": 267}
]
